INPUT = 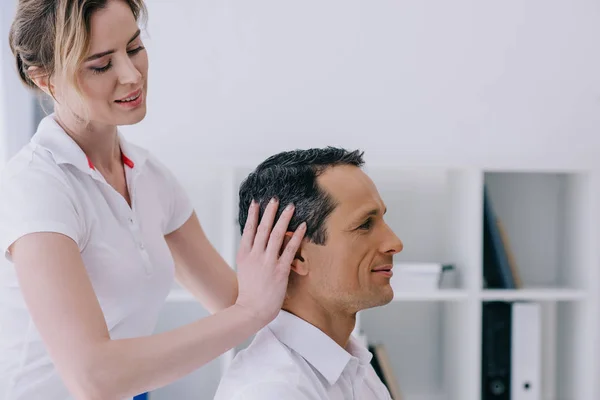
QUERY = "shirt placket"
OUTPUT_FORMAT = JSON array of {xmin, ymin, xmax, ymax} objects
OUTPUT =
[{"xmin": 125, "ymin": 167, "xmax": 154, "ymax": 277}]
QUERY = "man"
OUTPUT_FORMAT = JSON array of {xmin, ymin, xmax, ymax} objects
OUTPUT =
[{"xmin": 214, "ymin": 147, "xmax": 404, "ymax": 400}]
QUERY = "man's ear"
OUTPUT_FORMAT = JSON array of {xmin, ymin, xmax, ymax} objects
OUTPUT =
[
  {"xmin": 27, "ymin": 66, "xmax": 54, "ymax": 97},
  {"xmin": 281, "ymin": 232, "xmax": 308, "ymax": 276}
]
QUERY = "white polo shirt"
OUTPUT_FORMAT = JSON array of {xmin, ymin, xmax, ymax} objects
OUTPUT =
[
  {"xmin": 214, "ymin": 310, "xmax": 392, "ymax": 400},
  {"xmin": 0, "ymin": 114, "xmax": 194, "ymax": 400}
]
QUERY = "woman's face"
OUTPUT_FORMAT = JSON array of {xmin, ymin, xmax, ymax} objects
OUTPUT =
[{"xmin": 59, "ymin": 0, "xmax": 149, "ymax": 127}]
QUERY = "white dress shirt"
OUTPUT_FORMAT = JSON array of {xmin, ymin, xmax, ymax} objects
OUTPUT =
[
  {"xmin": 214, "ymin": 310, "xmax": 392, "ymax": 400},
  {"xmin": 0, "ymin": 114, "xmax": 193, "ymax": 400}
]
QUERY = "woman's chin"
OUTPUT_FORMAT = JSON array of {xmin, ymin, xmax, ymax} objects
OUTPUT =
[{"xmin": 113, "ymin": 104, "xmax": 147, "ymax": 126}]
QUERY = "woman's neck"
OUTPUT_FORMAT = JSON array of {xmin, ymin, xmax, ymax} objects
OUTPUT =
[{"xmin": 54, "ymin": 108, "xmax": 121, "ymax": 173}]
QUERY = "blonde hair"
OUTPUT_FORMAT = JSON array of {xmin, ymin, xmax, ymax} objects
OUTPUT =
[{"xmin": 9, "ymin": 0, "xmax": 147, "ymax": 121}]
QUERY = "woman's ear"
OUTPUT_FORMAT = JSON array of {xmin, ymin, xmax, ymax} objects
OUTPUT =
[
  {"xmin": 281, "ymin": 232, "xmax": 308, "ymax": 276},
  {"xmin": 27, "ymin": 66, "xmax": 53, "ymax": 97}
]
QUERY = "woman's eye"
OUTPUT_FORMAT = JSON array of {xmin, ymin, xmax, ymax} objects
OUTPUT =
[
  {"xmin": 89, "ymin": 46, "xmax": 144, "ymax": 75},
  {"xmin": 127, "ymin": 46, "xmax": 145, "ymax": 55},
  {"xmin": 91, "ymin": 61, "xmax": 112, "ymax": 74}
]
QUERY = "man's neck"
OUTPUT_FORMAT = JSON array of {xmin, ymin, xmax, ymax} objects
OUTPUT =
[{"xmin": 282, "ymin": 295, "xmax": 356, "ymax": 349}]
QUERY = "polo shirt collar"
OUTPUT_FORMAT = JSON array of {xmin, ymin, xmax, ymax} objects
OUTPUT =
[
  {"xmin": 31, "ymin": 113, "xmax": 147, "ymax": 174},
  {"xmin": 268, "ymin": 310, "xmax": 373, "ymax": 386}
]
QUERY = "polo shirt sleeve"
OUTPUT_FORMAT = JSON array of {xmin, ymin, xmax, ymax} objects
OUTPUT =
[
  {"xmin": 154, "ymin": 160, "xmax": 194, "ymax": 235},
  {"xmin": 164, "ymin": 172, "xmax": 194, "ymax": 235},
  {"xmin": 0, "ymin": 168, "xmax": 83, "ymax": 260}
]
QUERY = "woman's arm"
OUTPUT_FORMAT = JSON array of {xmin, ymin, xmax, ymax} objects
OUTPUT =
[
  {"xmin": 165, "ymin": 211, "xmax": 238, "ymax": 314},
  {"xmin": 10, "ymin": 199, "xmax": 305, "ymax": 400}
]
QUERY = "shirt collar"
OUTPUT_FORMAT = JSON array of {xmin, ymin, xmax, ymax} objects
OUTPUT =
[
  {"xmin": 267, "ymin": 310, "xmax": 373, "ymax": 385},
  {"xmin": 31, "ymin": 113, "xmax": 147, "ymax": 174}
]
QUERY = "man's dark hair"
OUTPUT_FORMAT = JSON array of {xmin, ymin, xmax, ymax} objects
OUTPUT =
[{"xmin": 238, "ymin": 147, "xmax": 365, "ymax": 245}]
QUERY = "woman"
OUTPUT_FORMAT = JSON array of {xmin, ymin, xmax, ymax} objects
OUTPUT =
[{"xmin": 0, "ymin": 1, "xmax": 307, "ymax": 399}]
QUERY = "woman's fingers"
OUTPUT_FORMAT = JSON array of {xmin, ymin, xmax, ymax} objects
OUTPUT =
[
  {"xmin": 252, "ymin": 198, "xmax": 279, "ymax": 250},
  {"xmin": 265, "ymin": 203, "xmax": 296, "ymax": 259},
  {"xmin": 278, "ymin": 222, "xmax": 307, "ymax": 269},
  {"xmin": 238, "ymin": 200, "xmax": 258, "ymax": 256},
  {"xmin": 234, "ymin": 197, "xmax": 307, "ymax": 325}
]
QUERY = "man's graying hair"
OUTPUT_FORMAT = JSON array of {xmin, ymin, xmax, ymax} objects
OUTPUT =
[{"xmin": 237, "ymin": 147, "xmax": 365, "ymax": 245}]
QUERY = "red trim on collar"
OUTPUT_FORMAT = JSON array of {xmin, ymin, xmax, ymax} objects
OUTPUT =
[
  {"xmin": 85, "ymin": 154, "xmax": 135, "ymax": 170},
  {"xmin": 121, "ymin": 153, "xmax": 135, "ymax": 169}
]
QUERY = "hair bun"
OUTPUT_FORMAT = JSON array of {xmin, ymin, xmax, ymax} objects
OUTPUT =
[{"xmin": 15, "ymin": 51, "xmax": 35, "ymax": 89}]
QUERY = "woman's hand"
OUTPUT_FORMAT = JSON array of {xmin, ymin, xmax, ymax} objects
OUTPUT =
[{"xmin": 234, "ymin": 198, "xmax": 307, "ymax": 325}]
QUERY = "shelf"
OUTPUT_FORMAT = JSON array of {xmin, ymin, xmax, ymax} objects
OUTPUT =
[
  {"xmin": 166, "ymin": 288, "xmax": 470, "ymax": 303},
  {"xmin": 393, "ymin": 290, "xmax": 468, "ymax": 302},
  {"xmin": 478, "ymin": 288, "xmax": 587, "ymax": 302},
  {"xmin": 483, "ymin": 172, "xmax": 594, "ymax": 291},
  {"xmin": 168, "ymin": 288, "xmax": 586, "ymax": 303}
]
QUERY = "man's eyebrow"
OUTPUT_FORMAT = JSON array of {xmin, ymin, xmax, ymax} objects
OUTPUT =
[
  {"xmin": 84, "ymin": 29, "xmax": 141, "ymax": 61},
  {"xmin": 350, "ymin": 206, "xmax": 387, "ymax": 224}
]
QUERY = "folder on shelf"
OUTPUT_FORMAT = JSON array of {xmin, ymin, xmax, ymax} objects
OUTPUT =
[
  {"xmin": 496, "ymin": 218, "xmax": 522, "ymax": 289},
  {"xmin": 390, "ymin": 262, "xmax": 456, "ymax": 291},
  {"xmin": 483, "ymin": 185, "xmax": 517, "ymax": 289},
  {"xmin": 482, "ymin": 301, "xmax": 512, "ymax": 399},
  {"xmin": 482, "ymin": 301, "xmax": 542, "ymax": 400},
  {"xmin": 511, "ymin": 302, "xmax": 541, "ymax": 400}
]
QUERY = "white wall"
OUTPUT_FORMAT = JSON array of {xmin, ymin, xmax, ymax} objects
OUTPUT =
[{"xmin": 120, "ymin": 0, "xmax": 600, "ymax": 244}]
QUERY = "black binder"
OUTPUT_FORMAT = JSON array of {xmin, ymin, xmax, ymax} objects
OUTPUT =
[{"xmin": 482, "ymin": 301, "xmax": 512, "ymax": 399}]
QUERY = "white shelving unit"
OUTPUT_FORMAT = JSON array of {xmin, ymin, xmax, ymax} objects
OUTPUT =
[{"xmin": 166, "ymin": 164, "xmax": 600, "ymax": 400}]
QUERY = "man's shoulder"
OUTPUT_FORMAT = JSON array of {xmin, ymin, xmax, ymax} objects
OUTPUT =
[{"xmin": 214, "ymin": 328, "xmax": 316, "ymax": 400}]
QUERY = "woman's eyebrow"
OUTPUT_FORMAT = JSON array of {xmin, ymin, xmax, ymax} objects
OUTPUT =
[{"xmin": 85, "ymin": 29, "xmax": 141, "ymax": 62}]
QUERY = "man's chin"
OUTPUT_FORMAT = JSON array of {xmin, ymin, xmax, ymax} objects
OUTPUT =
[
  {"xmin": 379, "ymin": 288, "xmax": 394, "ymax": 305},
  {"xmin": 358, "ymin": 288, "xmax": 394, "ymax": 311}
]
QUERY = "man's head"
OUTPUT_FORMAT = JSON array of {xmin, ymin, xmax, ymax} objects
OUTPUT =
[{"xmin": 238, "ymin": 147, "xmax": 403, "ymax": 314}]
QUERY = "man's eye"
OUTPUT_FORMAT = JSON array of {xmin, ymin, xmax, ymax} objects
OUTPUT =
[{"xmin": 358, "ymin": 219, "xmax": 373, "ymax": 230}]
